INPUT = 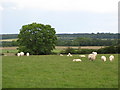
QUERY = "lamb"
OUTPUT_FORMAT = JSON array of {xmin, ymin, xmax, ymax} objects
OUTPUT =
[
  {"xmin": 67, "ymin": 53, "xmax": 72, "ymax": 56},
  {"xmin": 73, "ymin": 59, "xmax": 82, "ymax": 62},
  {"xmin": 26, "ymin": 52, "xmax": 30, "ymax": 56},
  {"xmin": 17, "ymin": 53, "xmax": 21, "ymax": 56},
  {"xmin": 109, "ymin": 55, "xmax": 114, "ymax": 62},
  {"xmin": 79, "ymin": 55, "xmax": 86, "ymax": 57},
  {"xmin": 20, "ymin": 52, "xmax": 24, "ymax": 56},
  {"xmin": 60, "ymin": 54, "xmax": 63, "ymax": 56},
  {"xmin": 101, "ymin": 56, "xmax": 106, "ymax": 62}
]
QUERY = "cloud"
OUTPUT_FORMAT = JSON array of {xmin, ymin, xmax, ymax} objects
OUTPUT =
[
  {"xmin": 0, "ymin": 6, "xmax": 4, "ymax": 11},
  {"xmin": 1, "ymin": 0, "xmax": 119, "ymax": 13}
]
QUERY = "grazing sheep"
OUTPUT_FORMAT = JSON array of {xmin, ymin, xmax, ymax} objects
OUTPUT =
[
  {"xmin": 109, "ymin": 55, "xmax": 114, "ymax": 62},
  {"xmin": 88, "ymin": 54, "xmax": 96, "ymax": 61},
  {"xmin": 60, "ymin": 54, "xmax": 63, "ymax": 56},
  {"xmin": 17, "ymin": 53, "xmax": 21, "ymax": 56},
  {"xmin": 101, "ymin": 56, "xmax": 106, "ymax": 62},
  {"xmin": 26, "ymin": 52, "xmax": 30, "ymax": 56},
  {"xmin": 88, "ymin": 52, "xmax": 97, "ymax": 61},
  {"xmin": 20, "ymin": 52, "xmax": 24, "ymax": 56},
  {"xmin": 79, "ymin": 55, "xmax": 86, "ymax": 57},
  {"xmin": 73, "ymin": 59, "xmax": 82, "ymax": 62},
  {"xmin": 67, "ymin": 53, "xmax": 72, "ymax": 56},
  {"xmin": 92, "ymin": 52, "xmax": 97, "ymax": 55}
]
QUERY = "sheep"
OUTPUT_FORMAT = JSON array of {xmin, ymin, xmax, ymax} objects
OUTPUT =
[
  {"xmin": 92, "ymin": 52, "xmax": 97, "ymax": 55},
  {"xmin": 67, "ymin": 53, "xmax": 72, "ymax": 56},
  {"xmin": 20, "ymin": 52, "xmax": 24, "ymax": 56},
  {"xmin": 17, "ymin": 53, "xmax": 21, "ymax": 56},
  {"xmin": 73, "ymin": 59, "xmax": 82, "ymax": 62},
  {"xmin": 88, "ymin": 54, "xmax": 96, "ymax": 61},
  {"xmin": 60, "ymin": 54, "xmax": 63, "ymax": 56},
  {"xmin": 79, "ymin": 55, "xmax": 86, "ymax": 57},
  {"xmin": 26, "ymin": 52, "xmax": 30, "ymax": 56},
  {"xmin": 101, "ymin": 56, "xmax": 106, "ymax": 62},
  {"xmin": 88, "ymin": 52, "xmax": 97, "ymax": 61},
  {"xmin": 109, "ymin": 55, "xmax": 114, "ymax": 62}
]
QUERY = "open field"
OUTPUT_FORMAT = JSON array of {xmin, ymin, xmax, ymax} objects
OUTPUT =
[
  {"xmin": 2, "ymin": 54, "xmax": 118, "ymax": 88},
  {"xmin": 0, "ymin": 39, "xmax": 18, "ymax": 41}
]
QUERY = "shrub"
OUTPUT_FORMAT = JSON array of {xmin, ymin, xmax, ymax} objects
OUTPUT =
[
  {"xmin": 97, "ymin": 45, "xmax": 119, "ymax": 54},
  {"xmin": 60, "ymin": 47, "xmax": 77, "ymax": 54},
  {"xmin": 77, "ymin": 49, "xmax": 96, "ymax": 54}
]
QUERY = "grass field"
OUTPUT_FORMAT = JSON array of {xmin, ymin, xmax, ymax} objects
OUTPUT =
[{"xmin": 2, "ymin": 54, "xmax": 118, "ymax": 88}]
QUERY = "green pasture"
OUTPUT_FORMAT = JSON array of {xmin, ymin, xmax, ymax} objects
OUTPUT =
[
  {"xmin": 2, "ymin": 54, "xmax": 118, "ymax": 88},
  {"xmin": 2, "ymin": 49, "xmax": 18, "ymax": 53}
]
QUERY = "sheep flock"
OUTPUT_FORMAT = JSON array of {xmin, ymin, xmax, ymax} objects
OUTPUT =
[
  {"xmin": 59, "ymin": 52, "xmax": 115, "ymax": 62},
  {"xmin": 17, "ymin": 51, "xmax": 115, "ymax": 62}
]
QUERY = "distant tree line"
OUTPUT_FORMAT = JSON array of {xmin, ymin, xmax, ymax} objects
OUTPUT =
[
  {"xmin": 0, "ymin": 33, "xmax": 119, "ymax": 47},
  {"xmin": 60, "ymin": 44, "xmax": 120, "ymax": 54},
  {"xmin": 1, "ymin": 33, "xmax": 119, "ymax": 39},
  {"xmin": 1, "ymin": 38, "xmax": 119, "ymax": 47},
  {"xmin": 56, "ymin": 37, "xmax": 119, "ymax": 46},
  {"xmin": 57, "ymin": 33, "xmax": 119, "ymax": 40}
]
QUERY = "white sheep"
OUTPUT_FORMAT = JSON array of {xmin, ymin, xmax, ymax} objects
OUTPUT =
[
  {"xmin": 88, "ymin": 52, "xmax": 97, "ymax": 61},
  {"xmin": 67, "ymin": 53, "xmax": 72, "ymax": 56},
  {"xmin": 109, "ymin": 55, "xmax": 114, "ymax": 62},
  {"xmin": 88, "ymin": 54, "xmax": 96, "ymax": 61},
  {"xmin": 73, "ymin": 59, "xmax": 82, "ymax": 62},
  {"xmin": 79, "ymin": 55, "xmax": 86, "ymax": 57},
  {"xmin": 20, "ymin": 52, "xmax": 24, "ymax": 56},
  {"xmin": 101, "ymin": 56, "xmax": 106, "ymax": 62},
  {"xmin": 17, "ymin": 53, "xmax": 21, "ymax": 56},
  {"xmin": 92, "ymin": 52, "xmax": 97, "ymax": 55},
  {"xmin": 60, "ymin": 54, "xmax": 63, "ymax": 56},
  {"xmin": 26, "ymin": 52, "xmax": 30, "ymax": 56}
]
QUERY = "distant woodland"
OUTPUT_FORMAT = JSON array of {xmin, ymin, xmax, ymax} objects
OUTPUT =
[{"xmin": 0, "ymin": 33, "xmax": 119, "ymax": 47}]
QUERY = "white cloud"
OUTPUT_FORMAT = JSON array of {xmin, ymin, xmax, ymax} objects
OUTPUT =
[
  {"xmin": 0, "ymin": 0, "xmax": 119, "ymax": 13},
  {"xmin": 0, "ymin": 6, "xmax": 4, "ymax": 11}
]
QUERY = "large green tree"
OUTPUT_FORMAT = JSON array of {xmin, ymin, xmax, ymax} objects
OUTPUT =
[{"xmin": 17, "ymin": 23, "xmax": 57, "ymax": 55}]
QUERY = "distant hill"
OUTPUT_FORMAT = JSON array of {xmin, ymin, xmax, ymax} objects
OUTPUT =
[{"xmin": 0, "ymin": 33, "xmax": 119, "ymax": 40}]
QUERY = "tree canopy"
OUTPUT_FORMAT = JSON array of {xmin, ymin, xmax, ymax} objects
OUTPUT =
[{"xmin": 17, "ymin": 23, "xmax": 57, "ymax": 55}]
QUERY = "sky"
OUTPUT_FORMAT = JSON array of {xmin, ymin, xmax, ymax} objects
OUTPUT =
[{"xmin": 0, "ymin": 0, "xmax": 119, "ymax": 34}]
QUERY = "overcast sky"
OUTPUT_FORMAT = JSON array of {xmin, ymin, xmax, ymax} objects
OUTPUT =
[{"xmin": 0, "ymin": 0, "xmax": 119, "ymax": 34}]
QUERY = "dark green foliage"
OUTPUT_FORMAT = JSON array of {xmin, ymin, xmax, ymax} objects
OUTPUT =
[
  {"xmin": 56, "ymin": 37, "xmax": 119, "ymax": 46},
  {"xmin": 1, "ymin": 33, "xmax": 119, "ymax": 39},
  {"xmin": 63, "ymin": 47, "xmax": 76, "ymax": 54},
  {"xmin": 77, "ymin": 49, "xmax": 97, "ymax": 54},
  {"xmin": 61, "ymin": 47, "xmax": 96, "ymax": 54},
  {"xmin": 57, "ymin": 33, "xmax": 119, "ymax": 39},
  {"xmin": 1, "ymin": 33, "xmax": 119, "ymax": 47},
  {"xmin": 0, "ymin": 41, "xmax": 18, "ymax": 47},
  {"xmin": 98, "ymin": 45, "xmax": 120, "ymax": 54},
  {"xmin": 61, "ymin": 45, "xmax": 119, "ymax": 54},
  {"xmin": 17, "ymin": 22, "xmax": 57, "ymax": 55}
]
